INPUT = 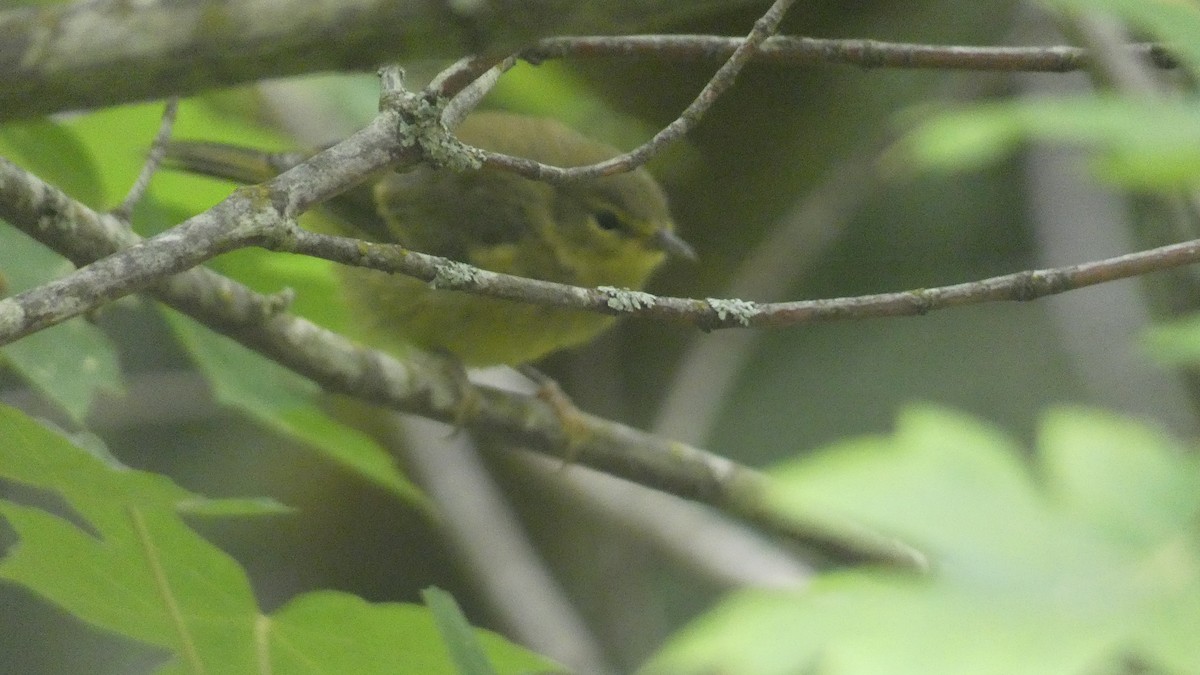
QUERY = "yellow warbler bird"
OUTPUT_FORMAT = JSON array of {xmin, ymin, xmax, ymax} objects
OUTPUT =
[{"xmin": 165, "ymin": 112, "xmax": 692, "ymax": 367}]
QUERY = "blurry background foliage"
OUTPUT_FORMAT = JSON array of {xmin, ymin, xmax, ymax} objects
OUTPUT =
[{"xmin": 1, "ymin": 0, "xmax": 1200, "ymax": 673}]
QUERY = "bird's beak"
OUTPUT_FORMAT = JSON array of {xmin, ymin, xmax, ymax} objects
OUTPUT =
[{"xmin": 652, "ymin": 227, "xmax": 697, "ymax": 260}]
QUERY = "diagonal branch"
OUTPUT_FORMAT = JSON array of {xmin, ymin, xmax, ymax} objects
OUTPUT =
[{"xmin": 0, "ymin": 98, "xmax": 414, "ymax": 345}]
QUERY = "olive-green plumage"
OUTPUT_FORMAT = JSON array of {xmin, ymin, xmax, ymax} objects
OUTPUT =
[{"xmin": 165, "ymin": 112, "xmax": 687, "ymax": 366}]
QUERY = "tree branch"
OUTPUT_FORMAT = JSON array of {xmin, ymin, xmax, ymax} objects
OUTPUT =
[{"xmin": 0, "ymin": 0, "xmax": 758, "ymax": 122}]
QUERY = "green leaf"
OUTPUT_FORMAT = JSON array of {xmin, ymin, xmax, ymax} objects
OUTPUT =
[
  {"xmin": 225, "ymin": 591, "xmax": 560, "ymax": 675},
  {"xmin": 898, "ymin": 97, "xmax": 1200, "ymax": 188},
  {"xmin": 422, "ymin": 587, "xmax": 499, "ymax": 675},
  {"xmin": 0, "ymin": 404, "xmax": 267, "ymax": 668},
  {"xmin": 0, "ymin": 118, "xmax": 105, "ymax": 207},
  {"xmin": 0, "ymin": 405, "xmax": 559, "ymax": 674},
  {"xmin": 648, "ymin": 407, "xmax": 1200, "ymax": 675},
  {"xmin": 892, "ymin": 102, "xmax": 1024, "ymax": 172},
  {"xmin": 1143, "ymin": 313, "xmax": 1200, "ymax": 365},
  {"xmin": 178, "ymin": 496, "xmax": 294, "ymax": 518},
  {"xmin": 0, "ymin": 230, "xmax": 123, "ymax": 424},
  {"xmin": 1040, "ymin": 409, "xmax": 1197, "ymax": 542},
  {"xmin": 160, "ymin": 309, "xmax": 426, "ymax": 509}
]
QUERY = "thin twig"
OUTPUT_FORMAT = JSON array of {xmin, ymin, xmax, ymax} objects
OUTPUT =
[
  {"xmin": 520, "ymin": 34, "xmax": 1177, "ymax": 73},
  {"xmin": 113, "ymin": 97, "xmax": 180, "ymax": 220},
  {"xmin": 472, "ymin": 0, "xmax": 799, "ymax": 183},
  {"xmin": 439, "ymin": 55, "xmax": 518, "ymax": 130},
  {"xmin": 273, "ymin": 227, "xmax": 1200, "ymax": 332},
  {"xmin": 425, "ymin": 54, "xmax": 510, "ymax": 105}
]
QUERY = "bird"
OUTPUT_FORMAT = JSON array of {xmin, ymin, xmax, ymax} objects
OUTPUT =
[{"xmin": 164, "ymin": 111, "xmax": 692, "ymax": 367}]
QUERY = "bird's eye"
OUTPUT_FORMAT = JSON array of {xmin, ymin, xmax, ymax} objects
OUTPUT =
[{"xmin": 594, "ymin": 209, "xmax": 624, "ymax": 232}]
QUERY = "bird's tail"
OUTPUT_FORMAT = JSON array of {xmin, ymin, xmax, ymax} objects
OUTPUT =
[{"xmin": 163, "ymin": 141, "xmax": 307, "ymax": 184}]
